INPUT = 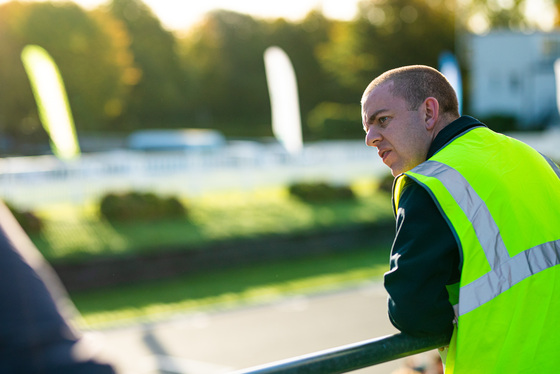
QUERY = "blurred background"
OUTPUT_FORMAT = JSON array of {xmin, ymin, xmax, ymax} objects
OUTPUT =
[{"xmin": 1, "ymin": 0, "xmax": 560, "ymax": 373}]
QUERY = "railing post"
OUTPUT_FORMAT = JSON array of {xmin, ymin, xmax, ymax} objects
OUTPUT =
[{"xmin": 230, "ymin": 332, "xmax": 451, "ymax": 374}]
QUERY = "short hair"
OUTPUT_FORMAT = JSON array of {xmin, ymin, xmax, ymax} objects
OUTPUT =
[{"xmin": 361, "ymin": 65, "xmax": 459, "ymax": 117}]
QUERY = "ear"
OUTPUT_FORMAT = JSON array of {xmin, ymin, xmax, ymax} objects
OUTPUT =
[{"xmin": 423, "ymin": 97, "xmax": 439, "ymax": 130}]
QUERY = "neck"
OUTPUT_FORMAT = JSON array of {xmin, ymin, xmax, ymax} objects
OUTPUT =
[{"xmin": 432, "ymin": 113, "xmax": 460, "ymax": 140}]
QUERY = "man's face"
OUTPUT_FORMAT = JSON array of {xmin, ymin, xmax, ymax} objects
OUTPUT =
[{"xmin": 362, "ymin": 82, "xmax": 432, "ymax": 176}]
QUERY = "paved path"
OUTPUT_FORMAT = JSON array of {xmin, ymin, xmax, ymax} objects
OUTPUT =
[{"xmin": 89, "ymin": 282, "xmax": 437, "ymax": 374}]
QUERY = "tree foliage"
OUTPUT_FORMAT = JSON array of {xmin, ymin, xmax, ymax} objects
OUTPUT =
[
  {"xmin": 462, "ymin": 0, "xmax": 533, "ymax": 32},
  {"xmin": 108, "ymin": 0, "xmax": 187, "ymax": 129},
  {"xmin": 178, "ymin": 10, "xmax": 271, "ymax": 136},
  {"xmin": 318, "ymin": 0, "xmax": 456, "ymax": 95},
  {"xmin": 0, "ymin": 1, "xmax": 136, "ymax": 146}
]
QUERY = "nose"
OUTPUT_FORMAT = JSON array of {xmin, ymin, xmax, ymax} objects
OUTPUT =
[{"xmin": 365, "ymin": 127, "xmax": 381, "ymax": 147}]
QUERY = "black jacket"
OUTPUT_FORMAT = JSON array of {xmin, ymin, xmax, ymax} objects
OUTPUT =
[{"xmin": 384, "ymin": 115, "xmax": 486, "ymax": 337}]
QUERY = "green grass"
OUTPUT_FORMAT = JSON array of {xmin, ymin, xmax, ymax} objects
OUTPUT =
[
  {"xmin": 24, "ymin": 178, "xmax": 394, "ymax": 329},
  {"xmin": 71, "ymin": 245, "xmax": 391, "ymax": 330},
  {"xmin": 30, "ymin": 180, "xmax": 393, "ymax": 264}
]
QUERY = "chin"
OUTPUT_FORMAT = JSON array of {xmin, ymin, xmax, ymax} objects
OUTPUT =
[{"xmin": 388, "ymin": 164, "xmax": 399, "ymax": 176}]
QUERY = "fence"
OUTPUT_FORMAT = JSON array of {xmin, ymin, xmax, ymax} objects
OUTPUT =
[
  {"xmin": 1, "ymin": 130, "xmax": 557, "ymax": 210},
  {"xmin": 0, "ymin": 140, "xmax": 385, "ymax": 209},
  {"xmin": 231, "ymin": 332, "xmax": 451, "ymax": 374}
]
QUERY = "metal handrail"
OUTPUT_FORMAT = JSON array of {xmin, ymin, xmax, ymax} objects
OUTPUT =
[{"xmin": 230, "ymin": 332, "xmax": 451, "ymax": 374}]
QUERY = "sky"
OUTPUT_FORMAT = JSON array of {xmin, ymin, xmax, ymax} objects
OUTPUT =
[
  {"xmin": 0, "ymin": 0, "xmax": 363, "ymax": 31},
  {"xmin": 0, "ymin": 0, "xmax": 556, "ymax": 32}
]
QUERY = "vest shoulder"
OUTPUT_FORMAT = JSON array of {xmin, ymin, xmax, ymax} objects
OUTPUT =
[{"xmin": 393, "ymin": 174, "xmax": 431, "ymax": 205}]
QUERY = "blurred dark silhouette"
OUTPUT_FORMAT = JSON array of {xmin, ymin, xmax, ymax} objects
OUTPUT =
[{"xmin": 0, "ymin": 201, "xmax": 115, "ymax": 373}]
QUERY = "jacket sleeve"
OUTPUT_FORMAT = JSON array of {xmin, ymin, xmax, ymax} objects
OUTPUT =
[{"xmin": 384, "ymin": 179, "xmax": 459, "ymax": 337}]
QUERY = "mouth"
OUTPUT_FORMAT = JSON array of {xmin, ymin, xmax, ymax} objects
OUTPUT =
[{"xmin": 378, "ymin": 149, "xmax": 390, "ymax": 162}]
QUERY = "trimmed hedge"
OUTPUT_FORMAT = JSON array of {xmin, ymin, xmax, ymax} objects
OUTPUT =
[
  {"xmin": 378, "ymin": 173, "xmax": 395, "ymax": 194},
  {"xmin": 99, "ymin": 191, "xmax": 186, "ymax": 222},
  {"xmin": 5, "ymin": 202, "xmax": 43, "ymax": 234},
  {"xmin": 288, "ymin": 182, "xmax": 355, "ymax": 203}
]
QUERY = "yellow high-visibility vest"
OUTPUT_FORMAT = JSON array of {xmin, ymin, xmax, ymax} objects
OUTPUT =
[{"xmin": 393, "ymin": 126, "xmax": 560, "ymax": 373}]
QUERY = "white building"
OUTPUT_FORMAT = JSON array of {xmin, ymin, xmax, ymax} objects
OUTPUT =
[{"xmin": 468, "ymin": 31, "xmax": 560, "ymax": 129}]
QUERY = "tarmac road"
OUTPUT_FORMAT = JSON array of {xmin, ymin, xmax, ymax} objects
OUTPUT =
[{"xmin": 90, "ymin": 282, "xmax": 439, "ymax": 374}]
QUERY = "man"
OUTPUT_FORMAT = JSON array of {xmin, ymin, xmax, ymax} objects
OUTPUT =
[
  {"xmin": 0, "ymin": 201, "xmax": 115, "ymax": 373},
  {"xmin": 361, "ymin": 65, "xmax": 560, "ymax": 373}
]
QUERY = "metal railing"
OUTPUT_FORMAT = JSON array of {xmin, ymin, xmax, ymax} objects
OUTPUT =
[{"xmin": 231, "ymin": 332, "xmax": 451, "ymax": 374}]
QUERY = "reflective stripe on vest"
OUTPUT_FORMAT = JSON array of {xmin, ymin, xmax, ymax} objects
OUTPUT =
[
  {"xmin": 408, "ymin": 159, "xmax": 560, "ymax": 316},
  {"xmin": 542, "ymin": 153, "xmax": 560, "ymax": 178}
]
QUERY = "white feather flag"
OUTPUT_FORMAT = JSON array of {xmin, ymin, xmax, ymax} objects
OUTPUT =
[
  {"xmin": 264, "ymin": 46, "xmax": 303, "ymax": 155},
  {"xmin": 21, "ymin": 45, "xmax": 80, "ymax": 159},
  {"xmin": 439, "ymin": 51, "xmax": 463, "ymax": 115}
]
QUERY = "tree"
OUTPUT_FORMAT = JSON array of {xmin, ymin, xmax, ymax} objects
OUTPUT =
[
  {"xmin": 461, "ymin": 0, "xmax": 534, "ymax": 32},
  {"xmin": 0, "ymin": 2, "xmax": 44, "ymax": 149},
  {"xmin": 266, "ymin": 11, "xmax": 335, "ymax": 137},
  {"xmin": 556, "ymin": 0, "xmax": 560, "ymax": 27},
  {"xmin": 108, "ymin": 0, "xmax": 189, "ymax": 129},
  {"xmin": 178, "ymin": 10, "xmax": 271, "ymax": 137},
  {"xmin": 0, "ymin": 1, "xmax": 137, "ymax": 151},
  {"xmin": 318, "ymin": 0, "xmax": 456, "ymax": 97}
]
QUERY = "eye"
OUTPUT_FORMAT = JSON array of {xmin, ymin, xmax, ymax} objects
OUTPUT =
[{"xmin": 378, "ymin": 116, "xmax": 389, "ymax": 125}]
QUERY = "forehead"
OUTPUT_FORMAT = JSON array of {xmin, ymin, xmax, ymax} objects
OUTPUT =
[{"xmin": 362, "ymin": 82, "xmax": 407, "ymax": 118}]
